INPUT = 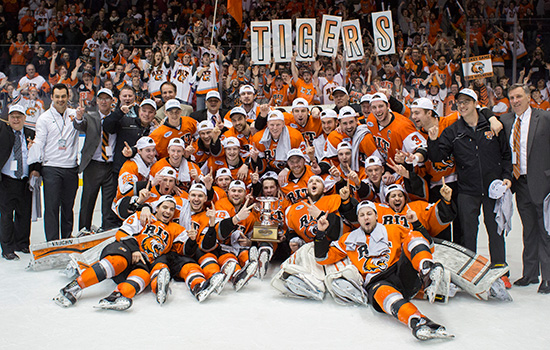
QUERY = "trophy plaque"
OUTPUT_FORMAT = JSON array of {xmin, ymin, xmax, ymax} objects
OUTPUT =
[{"xmin": 251, "ymin": 197, "xmax": 280, "ymax": 242}]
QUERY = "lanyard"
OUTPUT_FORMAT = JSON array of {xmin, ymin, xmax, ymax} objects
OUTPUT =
[{"xmin": 52, "ymin": 109, "xmax": 67, "ymax": 137}]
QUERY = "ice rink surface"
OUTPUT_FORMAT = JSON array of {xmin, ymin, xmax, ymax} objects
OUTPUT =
[{"xmin": 1, "ymin": 191, "xmax": 549, "ymax": 350}]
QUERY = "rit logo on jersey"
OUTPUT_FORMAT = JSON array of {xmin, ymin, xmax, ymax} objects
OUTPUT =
[
  {"xmin": 382, "ymin": 214, "xmax": 409, "ymax": 228},
  {"xmin": 286, "ymin": 189, "xmax": 308, "ymax": 204},
  {"xmin": 141, "ymin": 224, "xmax": 169, "ymax": 260},
  {"xmin": 298, "ymin": 214, "xmax": 316, "ymax": 240},
  {"xmin": 374, "ymin": 136, "xmax": 390, "ymax": 159}
]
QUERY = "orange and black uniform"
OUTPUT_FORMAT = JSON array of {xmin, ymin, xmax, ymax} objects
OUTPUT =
[
  {"xmin": 149, "ymin": 116, "xmax": 198, "ymax": 158},
  {"xmin": 285, "ymin": 194, "xmax": 341, "ymax": 242}
]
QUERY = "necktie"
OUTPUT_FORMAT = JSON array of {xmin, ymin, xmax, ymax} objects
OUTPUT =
[
  {"xmin": 14, "ymin": 130, "xmax": 23, "ymax": 179},
  {"xmin": 512, "ymin": 117, "xmax": 521, "ymax": 179},
  {"xmin": 101, "ymin": 130, "xmax": 110, "ymax": 161}
]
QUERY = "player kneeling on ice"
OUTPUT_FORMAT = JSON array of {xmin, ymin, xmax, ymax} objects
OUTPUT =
[
  {"xmin": 54, "ymin": 196, "xmax": 223, "ymax": 310},
  {"xmin": 315, "ymin": 201, "xmax": 453, "ymax": 340}
]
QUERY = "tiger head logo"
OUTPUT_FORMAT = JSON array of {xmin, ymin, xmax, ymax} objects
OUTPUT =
[
  {"xmin": 141, "ymin": 237, "xmax": 164, "ymax": 260},
  {"xmin": 362, "ymin": 253, "xmax": 390, "ymax": 273},
  {"xmin": 471, "ymin": 62, "xmax": 485, "ymax": 74}
]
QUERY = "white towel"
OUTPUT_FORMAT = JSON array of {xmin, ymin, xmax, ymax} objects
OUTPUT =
[
  {"xmin": 259, "ymin": 126, "xmax": 292, "ymax": 162},
  {"xmin": 494, "ymin": 189, "xmax": 513, "ymax": 236},
  {"xmin": 132, "ymin": 154, "xmax": 151, "ymax": 179},
  {"xmin": 177, "ymin": 158, "xmax": 191, "ymax": 183},
  {"xmin": 350, "ymin": 125, "xmax": 371, "ymax": 171},
  {"xmin": 544, "ymin": 193, "xmax": 550, "ymax": 235},
  {"xmin": 29, "ymin": 176, "xmax": 42, "ymax": 222}
]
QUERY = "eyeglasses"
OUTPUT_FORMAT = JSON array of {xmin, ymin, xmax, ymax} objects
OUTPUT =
[{"xmin": 456, "ymin": 99, "xmax": 472, "ymax": 106}]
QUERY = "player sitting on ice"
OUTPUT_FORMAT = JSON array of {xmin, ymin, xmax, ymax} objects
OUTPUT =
[
  {"xmin": 53, "ymin": 196, "xmax": 223, "ymax": 310},
  {"xmin": 314, "ymin": 201, "xmax": 453, "ymax": 341}
]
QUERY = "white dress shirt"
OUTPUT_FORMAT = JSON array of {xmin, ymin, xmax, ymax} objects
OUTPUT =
[
  {"xmin": 1, "ymin": 128, "xmax": 29, "ymax": 178},
  {"xmin": 28, "ymin": 106, "xmax": 80, "ymax": 168},
  {"xmin": 91, "ymin": 111, "xmax": 116, "ymax": 162},
  {"xmin": 509, "ymin": 106, "xmax": 531, "ymax": 175}
]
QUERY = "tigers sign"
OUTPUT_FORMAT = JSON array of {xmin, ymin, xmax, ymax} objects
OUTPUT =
[
  {"xmin": 462, "ymin": 55, "xmax": 494, "ymax": 80},
  {"xmin": 371, "ymin": 11, "xmax": 395, "ymax": 56},
  {"xmin": 251, "ymin": 15, "xmax": 365, "ymax": 64}
]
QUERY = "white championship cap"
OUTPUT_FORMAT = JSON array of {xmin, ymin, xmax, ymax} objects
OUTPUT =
[
  {"xmin": 338, "ymin": 106, "xmax": 357, "ymax": 119},
  {"xmin": 167, "ymin": 137, "xmax": 185, "ymax": 149},
  {"xmin": 189, "ymin": 183, "xmax": 207, "ymax": 195},
  {"xmin": 197, "ymin": 120, "xmax": 214, "ymax": 132},
  {"xmin": 356, "ymin": 200, "xmax": 377, "ymax": 214},
  {"xmin": 136, "ymin": 136, "xmax": 156, "ymax": 150},
  {"xmin": 140, "ymin": 99, "xmax": 157, "ymax": 110},
  {"xmin": 157, "ymin": 166, "xmax": 177, "ymax": 179},
  {"xmin": 206, "ymin": 90, "xmax": 221, "ymax": 101},
  {"xmin": 239, "ymin": 84, "xmax": 254, "ymax": 95},
  {"xmin": 370, "ymin": 92, "xmax": 388, "ymax": 104},
  {"xmin": 332, "ymin": 86, "xmax": 348, "ymax": 96},
  {"xmin": 411, "ymin": 97, "xmax": 437, "ymax": 115},
  {"xmin": 365, "ymin": 155, "xmax": 383, "ymax": 169},
  {"xmin": 320, "ymin": 109, "xmax": 338, "ymax": 119},
  {"xmin": 267, "ymin": 110, "xmax": 285, "ymax": 122},
  {"xmin": 291, "ymin": 97, "xmax": 309, "ymax": 109},
  {"xmin": 489, "ymin": 179, "xmax": 508, "ymax": 199},
  {"xmin": 337, "ymin": 141, "xmax": 352, "ymax": 152},
  {"xmin": 286, "ymin": 148, "xmax": 306, "ymax": 161},
  {"xmin": 230, "ymin": 106, "xmax": 247, "ymax": 117},
  {"xmin": 8, "ymin": 105, "xmax": 26, "ymax": 115},
  {"xmin": 457, "ymin": 88, "xmax": 478, "ymax": 102},
  {"xmin": 223, "ymin": 136, "xmax": 240, "ymax": 148},
  {"xmin": 216, "ymin": 167, "xmax": 233, "ymax": 179},
  {"xmin": 97, "ymin": 88, "xmax": 113, "ymax": 98},
  {"xmin": 165, "ymin": 99, "xmax": 182, "ymax": 111},
  {"xmin": 360, "ymin": 94, "xmax": 373, "ymax": 104},
  {"xmin": 229, "ymin": 180, "xmax": 246, "ymax": 190},
  {"xmin": 154, "ymin": 195, "xmax": 177, "ymax": 209}
]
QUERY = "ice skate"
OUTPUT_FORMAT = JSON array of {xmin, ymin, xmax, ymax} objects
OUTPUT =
[
  {"xmin": 95, "ymin": 291, "xmax": 132, "ymax": 311},
  {"xmin": 424, "ymin": 262, "xmax": 444, "ymax": 304},
  {"xmin": 216, "ymin": 260, "xmax": 237, "ymax": 294},
  {"xmin": 331, "ymin": 278, "xmax": 366, "ymax": 305},
  {"xmin": 257, "ymin": 248, "xmax": 271, "ymax": 280},
  {"xmin": 53, "ymin": 279, "xmax": 82, "ymax": 307},
  {"xmin": 193, "ymin": 272, "xmax": 224, "ymax": 302},
  {"xmin": 283, "ymin": 274, "xmax": 324, "ymax": 301},
  {"xmin": 233, "ymin": 260, "xmax": 259, "ymax": 292},
  {"xmin": 249, "ymin": 246, "xmax": 259, "ymax": 277},
  {"xmin": 489, "ymin": 278, "xmax": 513, "ymax": 302},
  {"xmin": 156, "ymin": 267, "xmax": 171, "ymax": 305},
  {"xmin": 410, "ymin": 316, "xmax": 454, "ymax": 341}
]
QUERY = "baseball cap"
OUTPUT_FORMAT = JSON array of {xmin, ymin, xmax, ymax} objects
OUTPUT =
[
  {"xmin": 356, "ymin": 200, "xmax": 377, "ymax": 214},
  {"xmin": 165, "ymin": 99, "xmax": 181, "ymax": 111},
  {"xmin": 216, "ymin": 167, "xmax": 233, "ymax": 179},
  {"xmin": 320, "ymin": 109, "xmax": 338, "ymax": 119},
  {"xmin": 230, "ymin": 106, "xmax": 247, "ymax": 117},
  {"xmin": 167, "ymin": 137, "xmax": 185, "ymax": 149},
  {"xmin": 489, "ymin": 179, "xmax": 508, "ymax": 199},
  {"xmin": 154, "ymin": 195, "xmax": 177, "ymax": 209},
  {"xmin": 260, "ymin": 171, "xmax": 278, "ymax": 182},
  {"xmin": 457, "ymin": 88, "xmax": 478, "ymax": 102},
  {"xmin": 267, "ymin": 110, "xmax": 285, "ymax": 122},
  {"xmin": 286, "ymin": 148, "xmax": 306, "ymax": 161},
  {"xmin": 189, "ymin": 183, "xmax": 207, "ymax": 195},
  {"xmin": 8, "ymin": 105, "xmax": 26, "ymax": 115},
  {"xmin": 197, "ymin": 120, "xmax": 214, "ymax": 132},
  {"xmin": 360, "ymin": 94, "xmax": 373, "ymax": 104},
  {"xmin": 370, "ymin": 92, "xmax": 388, "ymax": 104},
  {"xmin": 308, "ymin": 175, "xmax": 325, "ymax": 188},
  {"xmin": 291, "ymin": 98, "xmax": 309, "ymax": 109},
  {"xmin": 337, "ymin": 141, "xmax": 352, "ymax": 152},
  {"xmin": 338, "ymin": 106, "xmax": 357, "ymax": 119},
  {"xmin": 140, "ymin": 99, "xmax": 157, "ymax": 110},
  {"xmin": 332, "ymin": 86, "xmax": 348, "ymax": 96},
  {"xmin": 97, "ymin": 88, "xmax": 113, "ymax": 99},
  {"xmin": 411, "ymin": 97, "xmax": 437, "ymax": 116},
  {"xmin": 365, "ymin": 155, "xmax": 383, "ymax": 169},
  {"xmin": 223, "ymin": 136, "xmax": 240, "ymax": 148},
  {"xmin": 136, "ymin": 136, "xmax": 156, "ymax": 150},
  {"xmin": 157, "ymin": 166, "xmax": 177, "ymax": 179},
  {"xmin": 206, "ymin": 90, "xmax": 221, "ymax": 101},
  {"xmin": 239, "ymin": 85, "xmax": 254, "ymax": 95},
  {"xmin": 229, "ymin": 180, "xmax": 246, "ymax": 190},
  {"xmin": 385, "ymin": 183, "xmax": 405, "ymax": 199}
]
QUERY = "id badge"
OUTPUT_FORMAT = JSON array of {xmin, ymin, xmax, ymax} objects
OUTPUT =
[
  {"xmin": 105, "ymin": 145, "xmax": 113, "ymax": 157},
  {"xmin": 58, "ymin": 138, "xmax": 67, "ymax": 150},
  {"xmin": 10, "ymin": 160, "xmax": 17, "ymax": 171},
  {"xmin": 512, "ymin": 152, "xmax": 517, "ymax": 165}
]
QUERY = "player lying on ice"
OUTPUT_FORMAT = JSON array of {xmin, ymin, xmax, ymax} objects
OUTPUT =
[
  {"xmin": 274, "ymin": 200, "xmax": 453, "ymax": 341},
  {"xmin": 53, "ymin": 195, "xmax": 224, "ymax": 310}
]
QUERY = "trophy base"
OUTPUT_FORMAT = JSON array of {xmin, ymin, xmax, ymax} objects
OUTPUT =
[{"xmin": 251, "ymin": 224, "xmax": 280, "ymax": 242}]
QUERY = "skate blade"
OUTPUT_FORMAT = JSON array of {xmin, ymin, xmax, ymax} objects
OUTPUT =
[
  {"xmin": 217, "ymin": 261, "xmax": 237, "ymax": 294},
  {"xmin": 94, "ymin": 298, "xmax": 132, "ymax": 311},
  {"xmin": 331, "ymin": 279, "xmax": 366, "ymax": 305},
  {"xmin": 197, "ymin": 274, "xmax": 225, "ymax": 302},
  {"xmin": 53, "ymin": 294, "xmax": 73, "ymax": 308},
  {"xmin": 489, "ymin": 279, "xmax": 513, "ymax": 302},
  {"xmin": 258, "ymin": 252, "xmax": 269, "ymax": 280},
  {"xmin": 416, "ymin": 327, "xmax": 455, "ymax": 341},
  {"xmin": 284, "ymin": 276, "xmax": 324, "ymax": 301},
  {"xmin": 426, "ymin": 266, "xmax": 444, "ymax": 304},
  {"xmin": 234, "ymin": 261, "xmax": 259, "ymax": 292},
  {"xmin": 156, "ymin": 269, "xmax": 171, "ymax": 305}
]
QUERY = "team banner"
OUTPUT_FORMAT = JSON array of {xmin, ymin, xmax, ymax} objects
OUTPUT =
[
  {"xmin": 462, "ymin": 55, "xmax": 494, "ymax": 80},
  {"xmin": 250, "ymin": 21, "xmax": 272, "ymax": 65},
  {"xmin": 296, "ymin": 18, "xmax": 316, "ymax": 62},
  {"xmin": 272, "ymin": 19, "xmax": 293, "ymax": 63},
  {"xmin": 371, "ymin": 11, "xmax": 395, "ymax": 56},
  {"xmin": 341, "ymin": 19, "xmax": 364, "ymax": 62},
  {"xmin": 318, "ymin": 15, "xmax": 342, "ymax": 57}
]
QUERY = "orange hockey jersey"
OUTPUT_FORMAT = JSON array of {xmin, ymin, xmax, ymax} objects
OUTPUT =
[
  {"xmin": 149, "ymin": 116, "xmax": 198, "ymax": 158},
  {"xmin": 250, "ymin": 126, "xmax": 306, "ymax": 171},
  {"xmin": 285, "ymin": 194, "xmax": 341, "ymax": 242}
]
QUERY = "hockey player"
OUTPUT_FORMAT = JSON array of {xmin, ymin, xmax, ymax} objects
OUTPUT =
[
  {"xmin": 315, "ymin": 202, "xmax": 453, "ymax": 341},
  {"xmin": 206, "ymin": 136, "xmax": 254, "ymax": 184},
  {"xmin": 311, "ymin": 109, "xmax": 338, "ymax": 162},
  {"xmin": 284, "ymin": 98, "xmax": 322, "ymax": 146},
  {"xmin": 54, "ymin": 195, "xmax": 223, "ymax": 310},
  {"xmin": 324, "ymin": 141, "xmax": 367, "ymax": 200},
  {"xmin": 221, "ymin": 106, "xmax": 254, "ymax": 159},
  {"xmin": 250, "ymin": 110, "xmax": 306, "ymax": 172},
  {"xmin": 191, "ymin": 120, "xmax": 223, "ymax": 168}
]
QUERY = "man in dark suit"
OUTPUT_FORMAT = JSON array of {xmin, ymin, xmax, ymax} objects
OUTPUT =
[
  {"xmin": 501, "ymin": 84, "xmax": 550, "ymax": 294},
  {"xmin": 0, "ymin": 105, "xmax": 38, "ymax": 260},
  {"xmin": 190, "ymin": 90, "xmax": 229, "ymax": 126},
  {"xmin": 74, "ymin": 88, "xmax": 118, "ymax": 231}
]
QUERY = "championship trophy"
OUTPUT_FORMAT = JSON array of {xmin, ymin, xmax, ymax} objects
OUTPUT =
[{"xmin": 251, "ymin": 197, "xmax": 280, "ymax": 242}]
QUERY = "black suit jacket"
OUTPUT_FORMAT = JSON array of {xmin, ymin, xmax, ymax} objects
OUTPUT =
[
  {"xmin": 501, "ymin": 108, "xmax": 550, "ymax": 205},
  {"xmin": 190, "ymin": 108, "xmax": 230, "ymax": 124},
  {"xmin": 0, "ymin": 122, "xmax": 37, "ymax": 180}
]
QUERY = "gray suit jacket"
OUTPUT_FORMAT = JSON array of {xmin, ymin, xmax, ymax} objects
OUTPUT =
[
  {"xmin": 73, "ymin": 109, "xmax": 110, "ymax": 173},
  {"xmin": 501, "ymin": 107, "xmax": 550, "ymax": 204}
]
